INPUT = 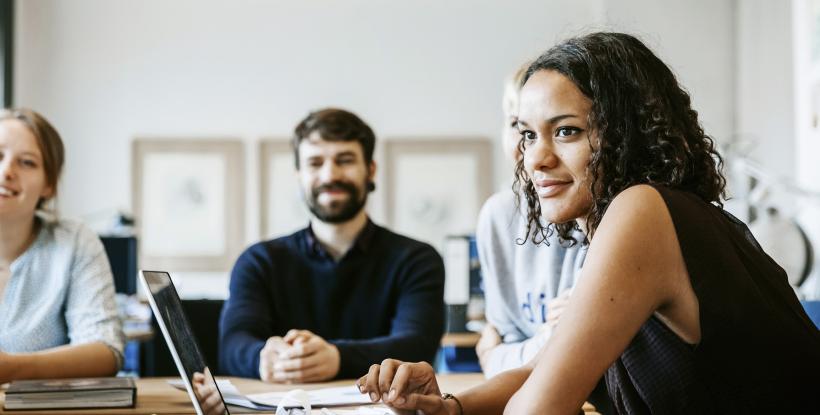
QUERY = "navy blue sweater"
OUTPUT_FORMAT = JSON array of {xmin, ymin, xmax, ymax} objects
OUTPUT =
[{"xmin": 218, "ymin": 220, "xmax": 445, "ymax": 379}]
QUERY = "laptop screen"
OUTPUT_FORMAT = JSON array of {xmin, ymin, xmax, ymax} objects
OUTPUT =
[{"xmin": 140, "ymin": 270, "xmax": 229, "ymax": 415}]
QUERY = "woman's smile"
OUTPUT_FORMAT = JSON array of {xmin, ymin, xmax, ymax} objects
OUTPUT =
[{"xmin": 534, "ymin": 178, "xmax": 572, "ymax": 198}]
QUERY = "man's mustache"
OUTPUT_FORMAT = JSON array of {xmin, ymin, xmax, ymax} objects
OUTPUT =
[{"xmin": 312, "ymin": 181, "xmax": 358, "ymax": 197}]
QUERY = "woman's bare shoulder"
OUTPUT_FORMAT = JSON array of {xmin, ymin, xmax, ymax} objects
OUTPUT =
[
  {"xmin": 597, "ymin": 184, "xmax": 672, "ymax": 240},
  {"xmin": 587, "ymin": 184, "xmax": 683, "ymax": 302}
]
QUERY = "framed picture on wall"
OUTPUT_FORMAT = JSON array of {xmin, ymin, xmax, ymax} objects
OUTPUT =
[
  {"xmin": 132, "ymin": 139, "xmax": 244, "ymax": 271},
  {"xmin": 259, "ymin": 139, "xmax": 310, "ymax": 239},
  {"xmin": 383, "ymin": 138, "xmax": 493, "ymax": 253}
]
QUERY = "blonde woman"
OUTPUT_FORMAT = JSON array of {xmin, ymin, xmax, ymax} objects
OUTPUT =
[{"xmin": 0, "ymin": 108, "xmax": 123, "ymax": 383}]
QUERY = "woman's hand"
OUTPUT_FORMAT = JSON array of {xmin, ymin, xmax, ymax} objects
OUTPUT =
[
  {"xmin": 546, "ymin": 289, "xmax": 572, "ymax": 328},
  {"xmin": 192, "ymin": 369, "xmax": 227, "ymax": 415},
  {"xmin": 476, "ymin": 324, "xmax": 502, "ymax": 370},
  {"xmin": 357, "ymin": 359, "xmax": 458, "ymax": 415}
]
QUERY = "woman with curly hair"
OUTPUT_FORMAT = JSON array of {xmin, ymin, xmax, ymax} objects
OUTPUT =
[{"xmin": 358, "ymin": 32, "xmax": 820, "ymax": 414}]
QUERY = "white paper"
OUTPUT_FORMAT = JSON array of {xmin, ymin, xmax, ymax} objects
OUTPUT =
[
  {"xmin": 314, "ymin": 408, "xmax": 396, "ymax": 415},
  {"xmin": 166, "ymin": 379, "xmax": 275, "ymax": 410},
  {"xmin": 247, "ymin": 385, "xmax": 372, "ymax": 408}
]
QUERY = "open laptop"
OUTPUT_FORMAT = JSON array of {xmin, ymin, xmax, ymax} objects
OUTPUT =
[
  {"xmin": 139, "ymin": 270, "xmax": 231, "ymax": 415},
  {"xmin": 140, "ymin": 270, "xmax": 364, "ymax": 415}
]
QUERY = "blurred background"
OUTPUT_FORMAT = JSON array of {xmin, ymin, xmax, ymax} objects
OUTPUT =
[{"xmin": 1, "ymin": 0, "xmax": 819, "ymax": 302}]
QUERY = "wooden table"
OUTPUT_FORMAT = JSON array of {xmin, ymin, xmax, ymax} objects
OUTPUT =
[
  {"xmin": 440, "ymin": 332, "xmax": 481, "ymax": 348},
  {"xmin": 0, "ymin": 374, "xmax": 596, "ymax": 414}
]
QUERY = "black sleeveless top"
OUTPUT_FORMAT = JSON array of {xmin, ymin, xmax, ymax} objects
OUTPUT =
[{"xmin": 604, "ymin": 186, "xmax": 820, "ymax": 414}]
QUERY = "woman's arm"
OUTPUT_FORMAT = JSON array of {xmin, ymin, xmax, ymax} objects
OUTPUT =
[
  {"xmin": 456, "ymin": 367, "xmax": 533, "ymax": 414},
  {"xmin": 504, "ymin": 185, "xmax": 693, "ymax": 414},
  {"xmin": 0, "ymin": 342, "xmax": 118, "ymax": 383}
]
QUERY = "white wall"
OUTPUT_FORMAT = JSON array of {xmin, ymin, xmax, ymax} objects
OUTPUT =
[
  {"xmin": 734, "ymin": 1, "xmax": 820, "ymax": 297},
  {"xmin": 736, "ymin": 0, "xmax": 796, "ymax": 182},
  {"xmin": 603, "ymin": 0, "xmax": 736, "ymax": 142},
  {"xmin": 14, "ymin": 0, "xmax": 738, "ymax": 294},
  {"xmin": 793, "ymin": 0, "xmax": 820, "ymax": 297},
  {"xmin": 15, "ymin": 0, "xmax": 603, "ymax": 237}
]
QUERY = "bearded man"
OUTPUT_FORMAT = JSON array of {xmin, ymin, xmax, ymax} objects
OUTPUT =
[{"xmin": 219, "ymin": 108, "xmax": 445, "ymax": 382}]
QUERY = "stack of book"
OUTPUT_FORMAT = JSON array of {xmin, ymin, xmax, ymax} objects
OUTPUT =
[{"xmin": 3, "ymin": 377, "xmax": 136, "ymax": 410}]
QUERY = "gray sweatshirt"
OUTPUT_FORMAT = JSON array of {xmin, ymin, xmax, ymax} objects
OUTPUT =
[{"xmin": 476, "ymin": 190, "xmax": 586, "ymax": 377}]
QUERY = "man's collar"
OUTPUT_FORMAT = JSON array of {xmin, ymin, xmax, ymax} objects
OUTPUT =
[{"xmin": 305, "ymin": 217, "xmax": 377, "ymax": 259}]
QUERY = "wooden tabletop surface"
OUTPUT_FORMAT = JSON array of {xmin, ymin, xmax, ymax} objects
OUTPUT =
[
  {"xmin": 0, "ymin": 373, "xmax": 597, "ymax": 414},
  {"xmin": 440, "ymin": 332, "xmax": 481, "ymax": 347}
]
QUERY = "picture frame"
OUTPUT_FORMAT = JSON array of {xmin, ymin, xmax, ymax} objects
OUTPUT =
[
  {"xmin": 132, "ymin": 139, "xmax": 244, "ymax": 271},
  {"xmin": 383, "ymin": 138, "xmax": 493, "ymax": 252},
  {"xmin": 258, "ymin": 139, "xmax": 310, "ymax": 239}
]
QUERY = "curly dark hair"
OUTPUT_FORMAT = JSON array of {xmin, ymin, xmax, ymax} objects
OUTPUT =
[{"xmin": 513, "ymin": 32, "xmax": 726, "ymax": 245}]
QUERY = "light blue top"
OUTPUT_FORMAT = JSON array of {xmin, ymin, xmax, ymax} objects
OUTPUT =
[
  {"xmin": 476, "ymin": 190, "xmax": 586, "ymax": 377},
  {"xmin": 0, "ymin": 217, "xmax": 124, "ymax": 369}
]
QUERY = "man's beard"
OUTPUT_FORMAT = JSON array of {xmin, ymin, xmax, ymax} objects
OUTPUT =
[{"xmin": 307, "ymin": 181, "xmax": 367, "ymax": 224}]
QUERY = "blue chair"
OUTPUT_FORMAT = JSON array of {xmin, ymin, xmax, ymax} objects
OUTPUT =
[
  {"xmin": 801, "ymin": 300, "xmax": 820, "ymax": 329},
  {"xmin": 434, "ymin": 341, "xmax": 481, "ymax": 374}
]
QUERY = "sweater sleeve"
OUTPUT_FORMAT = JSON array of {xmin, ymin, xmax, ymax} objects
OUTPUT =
[
  {"xmin": 64, "ymin": 223, "xmax": 125, "ymax": 370},
  {"xmin": 476, "ymin": 193, "xmax": 525, "ymax": 340},
  {"xmin": 218, "ymin": 246, "xmax": 272, "ymax": 378},
  {"xmin": 330, "ymin": 244, "xmax": 445, "ymax": 379},
  {"xmin": 477, "ymin": 192, "xmax": 560, "ymax": 377},
  {"xmin": 482, "ymin": 325, "xmax": 552, "ymax": 378}
]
